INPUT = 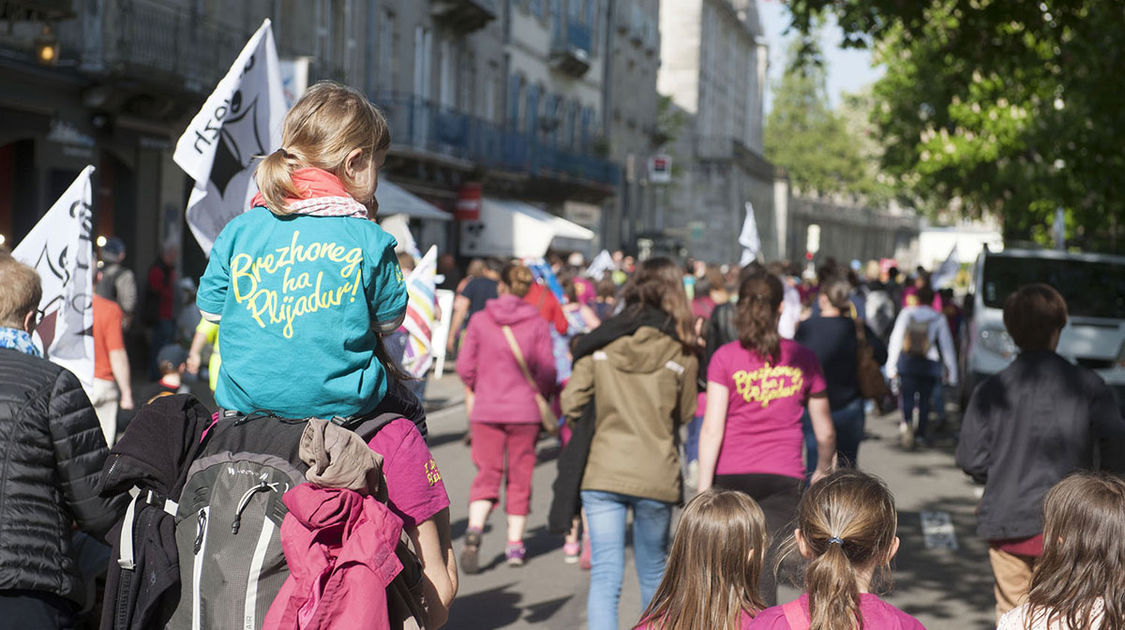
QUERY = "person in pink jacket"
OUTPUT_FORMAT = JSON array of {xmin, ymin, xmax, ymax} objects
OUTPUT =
[{"xmin": 456, "ymin": 263, "xmax": 557, "ymax": 573}]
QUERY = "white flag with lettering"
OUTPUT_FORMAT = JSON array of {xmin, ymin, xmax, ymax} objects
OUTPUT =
[
  {"xmin": 12, "ymin": 165, "xmax": 96, "ymax": 387},
  {"xmin": 175, "ymin": 19, "xmax": 286, "ymax": 255}
]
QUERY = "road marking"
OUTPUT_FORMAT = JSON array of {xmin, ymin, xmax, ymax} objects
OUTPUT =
[{"xmin": 920, "ymin": 511, "xmax": 959, "ymax": 550}]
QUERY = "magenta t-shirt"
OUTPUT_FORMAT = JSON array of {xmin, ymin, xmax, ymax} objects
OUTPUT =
[
  {"xmin": 748, "ymin": 594, "xmax": 926, "ymax": 629},
  {"xmin": 707, "ymin": 339, "xmax": 826, "ymax": 479},
  {"xmin": 367, "ymin": 418, "xmax": 451, "ymax": 529}
]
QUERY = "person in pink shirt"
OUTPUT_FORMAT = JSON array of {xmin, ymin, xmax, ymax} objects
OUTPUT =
[
  {"xmin": 634, "ymin": 489, "xmax": 768, "ymax": 630},
  {"xmin": 748, "ymin": 470, "xmax": 925, "ymax": 630},
  {"xmin": 698, "ymin": 271, "xmax": 836, "ymax": 606},
  {"xmin": 456, "ymin": 263, "xmax": 557, "ymax": 573}
]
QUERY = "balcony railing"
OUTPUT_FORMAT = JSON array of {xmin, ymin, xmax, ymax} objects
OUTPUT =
[
  {"xmin": 80, "ymin": 0, "xmax": 245, "ymax": 92},
  {"xmin": 374, "ymin": 92, "xmax": 618, "ymax": 188}
]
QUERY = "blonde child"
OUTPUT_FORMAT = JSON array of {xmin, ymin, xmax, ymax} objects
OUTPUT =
[
  {"xmin": 749, "ymin": 469, "xmax": 925, "ymax": 629},
  {"xmin": 197, "ymin": 81, "xmax": 407, "ymax": 419},
  {"xmin": 636, "ymin": 489, "xmax": 769, "ymax": 630},
  {"xmin": 998, "ymin": 472, "xmax": 1125, "ymax": 630}
]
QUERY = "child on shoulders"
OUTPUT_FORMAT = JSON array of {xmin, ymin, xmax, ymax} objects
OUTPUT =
[{"xmin": 197, "ymin": 81, "xmax": 407, "ymax": 419}]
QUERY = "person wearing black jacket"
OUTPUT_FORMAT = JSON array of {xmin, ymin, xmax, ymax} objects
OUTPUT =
[
  {"xmin": 955, "ymin": 284, "xmax": 1125, "ymax": 622},
  {"xmin": 795, "ymin": 279, "xmax": 887, "ymax": 470},
  {"xmin": 0, "ymin": 255, "xmax": 127, "ymax": 628}
]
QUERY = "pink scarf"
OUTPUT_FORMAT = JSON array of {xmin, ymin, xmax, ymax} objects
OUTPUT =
[{"xmin": 251, "ymin": 168, "xmax": 369, "ymax": 218}]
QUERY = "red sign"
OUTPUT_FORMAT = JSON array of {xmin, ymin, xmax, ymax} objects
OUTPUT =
[{"xmin": 456, "ymin": 182, "xmax": 482, "ymax": 221}]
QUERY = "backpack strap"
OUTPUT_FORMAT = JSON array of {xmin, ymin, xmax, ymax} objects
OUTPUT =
[
  {"xmin": 342, "ymin": 412, "xmax": 404, "ymax": 442},
  {"xmin": 781, "ymin": 599, "xmax": 810, "ymax": 630},
  {"xmin": 118, "ymin": 487, "xmax": 179, "ymax": 570}
]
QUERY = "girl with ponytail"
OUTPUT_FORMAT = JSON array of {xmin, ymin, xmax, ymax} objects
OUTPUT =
[
  {"xmin": 749, "ymin": 469, "xmax": 924, "ymax": 630},
  {"xmin": 196, "ymin": 81, "xmax": 408, "ymax": 419},
  {"xmin": 698, "ymin": 271, "xmax": 836, "ymax": 606}
]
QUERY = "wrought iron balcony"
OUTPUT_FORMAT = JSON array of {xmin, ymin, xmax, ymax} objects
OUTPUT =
[
  {"xmin": 373, "ymin": 92, "xmax": 619, "ymax": 188},
  {"xmin": 431, "ymin": 0, "xmax": 498, "ymax": 34},
  {"xmin": 0, "ymin": 0, "xmax": 74, "ymax": 21},
  {"xmin": 550, "ymin": 20, "xmax": 591, "ymax": 77}
]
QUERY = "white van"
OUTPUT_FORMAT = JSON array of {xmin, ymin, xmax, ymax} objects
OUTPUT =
[{"xmin": 960, "ymin": 248, "xmax": 1125, "ymax": 413}]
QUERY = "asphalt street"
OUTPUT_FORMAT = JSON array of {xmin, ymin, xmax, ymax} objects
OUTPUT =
[{"xmin": 421, "ymin": 374, "xmax": 997, "ymax": 630}]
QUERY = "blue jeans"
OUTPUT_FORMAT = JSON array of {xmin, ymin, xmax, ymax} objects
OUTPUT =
[
  {"xmin": 581, "ymin": 490, "xmax": 673, "ymax": 630},
  {"xmin": 684, "ymin": 415, "xmax": 703, "ymax": 463},
  {"xmin": 802, "ymin": 397, "xmax": 866, "ymax": 477}
]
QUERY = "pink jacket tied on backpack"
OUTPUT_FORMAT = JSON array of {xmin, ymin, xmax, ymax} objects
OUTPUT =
[
  {"xmin": 457, "ymin": 294, "xmax": 557, "ymax": 424},
  {"xmin": 263, "ymin": 484, "xmax": 405, "ymax": 630}
]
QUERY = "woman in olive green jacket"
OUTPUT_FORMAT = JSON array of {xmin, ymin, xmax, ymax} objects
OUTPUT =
[{"xmin": 560, "ymin": 257, "xmax": 698, "ymax": 630}]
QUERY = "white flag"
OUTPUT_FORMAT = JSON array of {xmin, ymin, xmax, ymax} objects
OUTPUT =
[
  {"xmin": 401, "ymin": 246, "xmax": 438, "ymax": 379},
  {"xmin": 584, "ymin": 249, "xmax": 615, "ymax": 281},
  {"xmin": 739, "ymin": 201, "xmax": 761, "ymax": 266},
  {"xmin": 175, "ymin": 19, "xmax": 286, "ymax": 255},
  {"xmin": 931, "ymin": 244, "xmax": 960, "ymax": 288},
  {"xmin": 12, "ymin": 166, "xmax": 96, "ymax": 387}
]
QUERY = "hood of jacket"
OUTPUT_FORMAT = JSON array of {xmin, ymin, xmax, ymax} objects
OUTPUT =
[
  {"xmin": 599, "ymin": 326, "xmax": 687, "ymax": 374},
  {"xmin": 483, "ymin": 293, "xmax": 543, "ymax": 326},
  {"xmin": 98, "ymin": 394, "xmax": 214, "ymax": 498}
]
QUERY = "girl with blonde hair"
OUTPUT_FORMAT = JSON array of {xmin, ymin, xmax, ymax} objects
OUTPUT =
[
  {"xmin": 999, "ymin": 472, "xmax": 1125, "ymax": 630},
  {"xmin": 197, "ymin": 80, "xmax": 407, "ymax": 419},
  {"xmin": 636, "ymin": 489, "xmax": 768, "ymax": 630},
  {"xmin": 749, "ymin": 469, "xmax": 924, "ymax": 629}
]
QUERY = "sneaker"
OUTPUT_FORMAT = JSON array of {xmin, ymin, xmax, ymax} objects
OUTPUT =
[
  {"xmin": 563, "ymin": 541, "xmax": 580, "ymax": 564},
  {"xmin": 505, "ymin": 542, "xmax": 526, "ymax": 567},
  {"xmin": 579, "ymin": 535, "xmax": 592, "ymax": 570},
  {"xmin": 899, "ymin": 421, "xmax": 915, "ymax": 450},
  {"xmin": 461, "ymin": 529, "xmax": 483, "ymax": 575}
]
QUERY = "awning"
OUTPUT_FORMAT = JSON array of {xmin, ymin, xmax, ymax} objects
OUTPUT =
[
  {"xmin": 376, "ymin": 179, "xmax": 451, "ymax": 221},
  {"xmin": 460, "ymin": 197, "xmax": 595, "ymax": 258}
]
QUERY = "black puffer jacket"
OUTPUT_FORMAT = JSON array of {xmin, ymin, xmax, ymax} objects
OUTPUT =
[{"xmin": 0, "ymin": 347, "xmax": 127, "ymax": 602}]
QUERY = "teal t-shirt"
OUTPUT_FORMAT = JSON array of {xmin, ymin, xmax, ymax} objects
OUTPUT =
[{"xmin": 197, "ymin": 207, "xmax": 407, "ymax": 418}]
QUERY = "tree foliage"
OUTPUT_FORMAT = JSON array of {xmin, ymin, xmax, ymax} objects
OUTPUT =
[
  {"xmin": 764, "ymin": 41, "xmax": 867, "ymax": 200},
  {"xmin": 784, "ymin": 0, "xmax": 1125, "ymax": 250}
]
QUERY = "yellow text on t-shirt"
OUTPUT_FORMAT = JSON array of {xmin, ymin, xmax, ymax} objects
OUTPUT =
[{"xmin": 732, "ymin": 363, "xmax": 805, "ymax": 408}]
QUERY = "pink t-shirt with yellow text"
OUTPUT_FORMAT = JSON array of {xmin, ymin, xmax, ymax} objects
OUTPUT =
[
  {"xmin": 367, "ymin": 418, "xmax": 450, "ymax": 529},
  {"xmin": 708, "ymin": 339, "xmax": 826, "ymax": 479}
]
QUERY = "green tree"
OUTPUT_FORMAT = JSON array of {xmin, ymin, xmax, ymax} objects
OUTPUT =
[
  {"xmin": 783, "ymin": 0, "xmax": 1125, "ymax": 250},
  {"xmin": 764, "ymin": 41, "xmax": 865, "ymax": 199}
]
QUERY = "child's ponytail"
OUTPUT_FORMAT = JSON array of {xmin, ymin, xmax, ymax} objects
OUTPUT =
[
  {"xmin": 255, "ymin": 148, "xmax": 303, "ymax": 215},
  {"xmin": 787, "ymin": 470, "xmax": 898, "ymax": 630},
  {"xmin": 805, "ymin": 540, "xmax": 862, "ymax": 630}
]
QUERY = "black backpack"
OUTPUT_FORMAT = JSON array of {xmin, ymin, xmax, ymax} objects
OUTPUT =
[{"xmin": 99, "ymin": 396, "xmax": 421, "ymax": 630}]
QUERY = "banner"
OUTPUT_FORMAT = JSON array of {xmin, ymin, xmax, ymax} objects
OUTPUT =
[
  {"xmin": 401, "ymin": 246, "xmax": 438, "ymax": 379},
  {"xmin": 175, "ymin": 19, "xmax": 286, "ymax": 255},
  {"xmin": 526, "ymin": 258, "xmax": 565, "ymax": 301},
  {"xmin": 739, "ymin": 201, "xmax": 762, "ymax": 267},
  {"xmin": 12, "ymin": 166, "xmax": 96, "ymax": 387}
]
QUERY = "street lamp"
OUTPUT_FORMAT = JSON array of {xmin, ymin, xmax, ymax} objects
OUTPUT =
[{"xmin": 34, "ymin": 24, "xmax": 58, "ymax": 66}]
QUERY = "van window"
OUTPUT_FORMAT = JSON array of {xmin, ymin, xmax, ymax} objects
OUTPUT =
[{"xmin": 982, "ymin": 256, "xmax": 1125, "ymax": 319}]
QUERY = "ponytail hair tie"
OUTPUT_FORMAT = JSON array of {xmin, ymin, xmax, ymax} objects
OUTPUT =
[
  {"xmin": 828, "ymin": 536, "xmax": 844, "ymax": 545},
  {"xmin": 277, "ymin": 147, "xmax": 294, "ymax": 159}
]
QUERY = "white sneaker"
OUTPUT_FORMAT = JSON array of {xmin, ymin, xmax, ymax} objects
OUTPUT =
[{"xmin": 899, "ymin": 421, "xmax": 915, "ymax": 450}]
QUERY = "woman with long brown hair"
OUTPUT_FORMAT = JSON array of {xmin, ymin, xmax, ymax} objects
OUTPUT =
[
  {"xmin": 998, "ymin": 472, "xmax": 1125, "ymax": 630},
  {"xmin": 560, "ymin": 257, "xmax": 699, "ymax": 630},
  {"xmin": 698, "ymin": 271, "xmax": 836, "ymax": 606},
  {"xmin": 636, "ymin": 489, "xmax": 768, "ymax": 630}
]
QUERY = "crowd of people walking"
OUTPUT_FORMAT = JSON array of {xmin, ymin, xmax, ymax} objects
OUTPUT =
[{"xmin": 1, "ymin": 79, "xmax": 1122, "ymax": 630}]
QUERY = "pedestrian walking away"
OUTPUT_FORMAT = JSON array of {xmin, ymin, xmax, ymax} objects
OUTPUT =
[
  {"xmin": 698, "ymin": 270, "xmax": 836, "ymax": 607},
  {"xmin": 561, "ymin": 257, "xmax": 699, "ymax": 630},
  {"xmin": 956, "ymin": 283, "xmax": 1125, "ymax": 621},
  {"xmin": 457, "ymin": 263, "xmax": 557, "ymax": 573}
]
